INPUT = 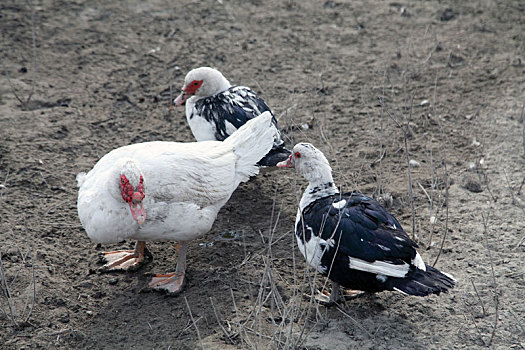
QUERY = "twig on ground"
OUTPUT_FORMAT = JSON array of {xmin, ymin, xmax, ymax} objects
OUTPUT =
[
  {"xmin": 183, "ymin": 296, "xmax": 204, "ymax": 349},
  {"xmin": 380, "ymin": 97, "xmax": 416, "ymax": 239},
  {"xmin": 0, "ymin": 248, "xmax": 18, "ymax": 326},
  {"xmin": 481, "ymin": 212, "xmax": 499, "ymax": 346},
  {"xmin": 3, "ymin": 0, "xmax": 38, "ymax": 109},
  {"xmin": 517, "ymin": 234, "xmax": 525, "ymax": 249},
  {"xmin": 22, "ymin": 224, "xmax": 36, "ymax": 324},
  {"xmin": 479, "ymin": 166, "xmax": 497, "ymax": 203},
  {"xmin": 26, "ymin": 0, "xmax": 37, "ymax": 106},
  {"xmin": 503, "ymin": 169, "xmax": 525, "ymax": 215},
  {"xmin": 503, "ymin": 169, "xmax": 518, "ymax": 205},
  {"xmin": 517, "ymin": 176, "xmax": 525, "ymax": 195},
  {"xmin": 210, "ymin": 297, "xmax": 235, "ymax": 344},
  {"xmin": 520, "ymin": 102, "xmax": 525, "ymax": 156},
  {"xmin": 463, "ymin": 305, "xmax": 488, "ymax": 346},
  {"xmin": 507, "ymin": 308, "xmax": 525, "ymax": 336},
  {"xmin": 470, "ymin": 278, "xmax": 486, "ymax": 316},
  {"xmin": 432, "ymin": 121, "xmax": 449, "ymax": 267},
  {"xmin": 335, "ymin": 304, "xmax": 373, "ymax": 338}
]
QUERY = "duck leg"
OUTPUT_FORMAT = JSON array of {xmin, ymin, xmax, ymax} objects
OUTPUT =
[
  {"xmin": 148, "ymin": 241, "xmax": 188, "ymax": 295},
  {"xmin": 101, "ymin": 241, "xmax": 146, "ymax": 271},
  {"xmin": 313, "ymin": 281, "xmax": 341, "ymax": 306},
  {"xmin": 314, "ymin": 283, "xmax": 365, "ymax": 306}
]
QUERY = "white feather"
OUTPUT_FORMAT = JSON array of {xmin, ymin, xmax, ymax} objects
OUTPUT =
[
  {"xmin": 393, "ymin": 287, "xmax": 409, "ymax": 295},
  {"xmin": 296, "ymin": 228, "xmax": 328, "ymax": 274},
  {"xmin": 412, "ymin": 252, "xmax": 426, "ymax": 271},
  {"xmin": 223, "ymin": 111, "xmax": 274, "ymax": 186},
  {"xmin": 349, "ymin": 257, "xmax": 410, "ymax": 278},
  {"xmin": 186, "ymin": 99, "xmax": 216, "ymax": 141},
  {"xmin": 331, "ymin": 199, "xmax": 347, "ymax": 209}
]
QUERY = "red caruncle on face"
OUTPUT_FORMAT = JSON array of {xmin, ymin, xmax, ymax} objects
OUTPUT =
[{"xmin": 119, "ymin": 174, "xmax": 146, "ymax": 224}]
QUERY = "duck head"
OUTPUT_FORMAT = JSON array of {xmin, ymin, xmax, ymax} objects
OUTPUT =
[
  {"xmin": 119, "ymin": 161, "xmax": 146, "ymax": 224},
  {"xmin": 277, "ymin": 142, "xmax": 334, "ymax": 184},
  {"xmin": 173, "ymin": 67, "xmax": 231, "ymax": 105}
]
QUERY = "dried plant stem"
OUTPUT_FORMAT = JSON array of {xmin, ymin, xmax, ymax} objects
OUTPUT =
[
  {"xmin": 26, "ymin": 0, "xmax": 37, "ymax": 106},
  {"xmin": 22, "ymin": 225, "xmax": 36, "ymax": 324},
  {"xmin": 3, "ymin": 0, "xmax": 38, "ymax": 108},
  {"xmin": 404, "ymin": 96, "xmax": 416, "ymax": 238},
  {"xmin": 335, "ymin": 305, "xmax": 373, "ymax": 338},
  {"xmin": 0, "ymin": 249, "xmax": 18, "ymax": 326},
  {"xmin": 183, "ymin": 296, "xmax": 203, "ymax": 349},
  {"xmin": 381, "ymin": 96, "xmax": 416, "ymax": 238},
  {"xmin": 464, "ymin": 304, "xmax": 488, "ymax": 347},
  {"xmin": 517, "ymin": 176, "xmax": 525, "ymax": 195},
  {"xmin": 432, "ymin": 121, "xmax": 449, "ymax": 267},
  {"xmin": 503, "ymin": 169, "xmax": 525, "ymax": 215},
  {"xmin": 481, "ymin": 212, "xmax": 499, "ymax": 346},
  {"xmin": 210, "ymin": 297, "xmax": 234, "ymax": 344},
  {"xmin": 470, "ymin": 278, "xmax": 486, "ymax": 316},
  {"xmin": 507, "ymin": 308, "xmax": 525, "ymax": 335},
  {"xmin": 520, "ymin": 102, "xmax": 525, "ymax": 156}
]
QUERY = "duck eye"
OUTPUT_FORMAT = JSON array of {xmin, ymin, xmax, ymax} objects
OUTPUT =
[
  {"xmin": 194, "ymin": 82, "xmax": 199, "ymax": 86},
  {"xmin": 294, "ymin": 152, "xmax": 301, "ymax": 158}
]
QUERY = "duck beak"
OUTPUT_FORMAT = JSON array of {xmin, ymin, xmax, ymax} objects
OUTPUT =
[
  {"xmin": 173, "ymin": 91, "xmax": 187, "ymax": 106},
  {"xmin": 129, "ymin": 193, "xmax": 146, "ymax": 224},
  {"xmin": 277, "ymin": 154, "xmax": 294, "ymax": 168}
]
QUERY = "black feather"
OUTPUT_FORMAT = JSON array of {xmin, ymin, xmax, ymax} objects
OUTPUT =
[
  {"xmin": 192, "ymin": 86, "xmax": 290, "ymax": 166},
  {"xmin": 297, "ymin": 192, "xmax": 455, "ymax": 295}
]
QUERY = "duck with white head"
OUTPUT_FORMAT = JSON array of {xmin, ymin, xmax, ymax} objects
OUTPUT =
[
  {"xmin": 173, "ymin": 66, "xmax": 290, "ymax": 166},
  {"xmin": 278, "ymin": 142, "xmax": 455, "ymax": 304}
]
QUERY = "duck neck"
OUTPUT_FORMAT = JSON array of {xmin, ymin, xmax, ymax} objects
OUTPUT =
[{"xmin": 299, "ymin": 179, "xmax": 339, "ymax": 213}]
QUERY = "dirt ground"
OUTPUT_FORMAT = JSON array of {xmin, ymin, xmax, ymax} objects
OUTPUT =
[{"xmin": 1, "ymin": 0, "xmax": 524, "ymax": 349}]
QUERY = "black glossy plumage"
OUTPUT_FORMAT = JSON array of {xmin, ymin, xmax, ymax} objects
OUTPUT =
[
  {"xmin": 192, "ymin": 86, "xmax": 278, "ymax": 141},
  {"xmin": 191, "ymin": 86, "xmax": 290, "ymax": 165},
  {"xmin": 297, "ymin": 192, "xmax": 455, "ymax": 295}
]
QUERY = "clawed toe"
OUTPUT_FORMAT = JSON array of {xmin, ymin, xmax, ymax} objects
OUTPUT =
[
  {"xmin": 148, "ymin": 272, "xmax": 186, "ymax": 295},
  {"xmin": 343, "ymin": 289, "xmax": 365, "ymax": 300},
  {"xmin": 99, "ymin": 241, "xmax": 147, "ymax": 272},
  {"xmin": 303, "ymin": 289, "xmax": 337, "ymax": 306}
]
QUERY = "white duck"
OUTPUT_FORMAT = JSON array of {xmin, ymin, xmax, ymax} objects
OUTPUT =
[
  {"xmin": 77, "ymin": 112, "xmax": 275, "ymax": 294},
  {"xmin": 173, "ymin": 66, "xmax": 290, "ymax": 166}
]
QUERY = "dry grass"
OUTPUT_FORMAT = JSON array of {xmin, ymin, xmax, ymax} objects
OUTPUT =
[{"xmin": 0, "ymin": 224, "xmax": 37, "ymax": 329}]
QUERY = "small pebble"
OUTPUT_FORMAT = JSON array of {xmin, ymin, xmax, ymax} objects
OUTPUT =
[
  {"xmin": 430, "ymin": 216, "xmax": 437, "ymax": 225},
  {"xmin": 420, "ymin": 99, "xmax": 429, "ymax": 106},
  {"xmin": 86, "ymin": 310, "xmax": 93, "ymax": 316},
  {"xmin": 409, "ymin": 159, "xmax": 420, "ymax": 167},
  {"xmin": 109, "ymin": 278, "xmax": 118, "ymax": 285}
]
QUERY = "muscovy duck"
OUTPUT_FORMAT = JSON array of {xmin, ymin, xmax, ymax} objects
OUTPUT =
[
  {"xmin": 277, "ymin": 142, "xmax": 455, "ymax": 303},
  {"xmin": 77, "ymin": 112, "xmax": 275, "ymax": 295},
  {"xmin": 173, "ymin": 66, "xmax": 290, "ymax": 166}
]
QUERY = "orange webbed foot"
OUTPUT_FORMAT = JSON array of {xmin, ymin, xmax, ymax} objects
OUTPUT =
[
  {"xmin": 148, "ymin": 272, "xmax": 186, "ymax": 295},
  {"xmin": 100, "ymin": 241, "xmax": 147, "ymax": 272}
]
